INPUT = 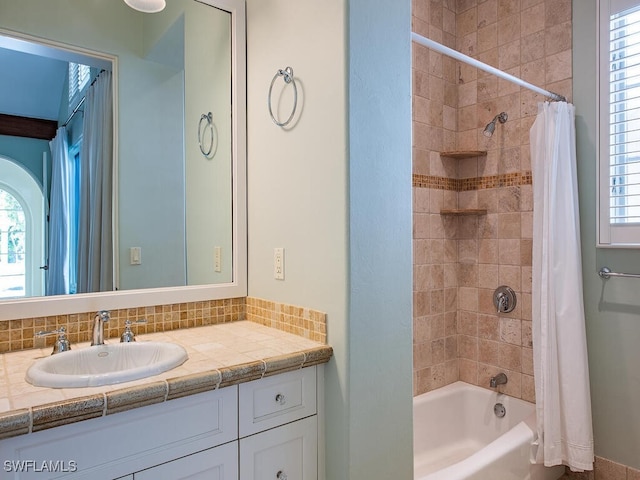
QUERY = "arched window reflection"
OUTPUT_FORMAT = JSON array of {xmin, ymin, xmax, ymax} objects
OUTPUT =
[{"xmin": 0, "ymin": 189, "xmax": 26, "ymax": 297}]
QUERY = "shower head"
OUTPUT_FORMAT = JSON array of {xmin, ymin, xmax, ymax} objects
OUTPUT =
[{"xmin": 483, "ymin": 112, "xmax": 508, "ymax": 137}]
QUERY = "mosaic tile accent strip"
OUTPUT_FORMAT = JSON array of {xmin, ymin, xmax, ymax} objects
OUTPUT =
[
  {"xmin": 412, "ymin": 174, "xmax": 459, "ymax": 190},
  {"xmin": 0, "ymin": 298, "xmax": 246, "ymax": 354},
  {"xmin": 246, "ymin": 297, "xmax": 327, "ymax": 344},
  {"xmin": 412, "ymin": 172, "xmax": 532, "ymax": 191}
]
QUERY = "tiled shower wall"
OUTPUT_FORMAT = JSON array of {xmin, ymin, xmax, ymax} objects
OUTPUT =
[{"xmin": 412, "ymin": 0, "xmax": 572, "ymax": 399}]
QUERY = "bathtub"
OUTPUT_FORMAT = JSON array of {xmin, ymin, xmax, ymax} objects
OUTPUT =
[{"xmin": 413, "ymin": 381, "xmax": 565, "ymax": 480}]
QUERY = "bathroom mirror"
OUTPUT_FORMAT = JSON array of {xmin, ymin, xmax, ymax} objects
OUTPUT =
[{"xmin": 0, "ymin": 0, "xmax": 247, "ymax": 320}]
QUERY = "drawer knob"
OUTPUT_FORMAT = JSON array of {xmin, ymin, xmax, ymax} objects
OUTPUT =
[
  {"xmin": 276, "ymin": 470, "xmax": 288, "ymax": 480},
  {"xmin": 275, "ymin": 393, "xmax": 286, "ymax": 405}
]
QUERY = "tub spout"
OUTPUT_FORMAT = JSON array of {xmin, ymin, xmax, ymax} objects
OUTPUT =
[{"xmin": 490, "ymin": 372, "xmax": 508, "ymax": 388}]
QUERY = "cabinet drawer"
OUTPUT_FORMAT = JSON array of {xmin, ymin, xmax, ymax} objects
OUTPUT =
[
  {"xmin": 239, "ymin": 366, "xmax": 316, "ymax": 437},
  {"xmin": 239, "ymin": 416, "xmax": 317, "ymax": 480},
  {"xmin": 134, "ymin": 441, "xmax": 238, "ymax": 480}
]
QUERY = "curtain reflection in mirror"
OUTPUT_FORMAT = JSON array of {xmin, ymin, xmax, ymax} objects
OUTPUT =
[
  {"xmin": 47, "ymin": 127, "xmax": 71, "ymax": 295},
  {"xmin": 77, "ymin": 70, "xmax": 113, "ymax": 293}
]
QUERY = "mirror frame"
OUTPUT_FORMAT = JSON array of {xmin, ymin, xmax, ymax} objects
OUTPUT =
[{"xmin": 0, "ymin": 0, "xmax": 247, "ymax": 321}]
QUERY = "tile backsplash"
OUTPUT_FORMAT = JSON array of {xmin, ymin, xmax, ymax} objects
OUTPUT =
[{"xmin": 0, "ymin": 296, "xmax": 327, "ymax": 353}]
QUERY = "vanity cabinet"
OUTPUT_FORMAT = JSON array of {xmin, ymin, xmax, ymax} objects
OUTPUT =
[{"xmin": 0, "ymin": 366, "xmax": 321, "ymax": 480}]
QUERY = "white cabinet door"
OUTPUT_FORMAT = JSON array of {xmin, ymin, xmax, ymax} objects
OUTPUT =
[
  {"xmin": 134, "ymin": 441, "xmax": 238, "ymax": 480},
  {"xmin": 239, "ymin": 416, "xmax": 317, "ymax": 480}
]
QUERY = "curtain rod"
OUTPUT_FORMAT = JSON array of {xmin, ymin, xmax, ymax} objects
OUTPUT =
[{"xmin": 411, "ymin": 32, "xmax": 566, "ymax": 102}]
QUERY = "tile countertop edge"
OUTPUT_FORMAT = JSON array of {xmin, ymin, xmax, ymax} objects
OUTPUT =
[{"xmin": 0, "ymin": 333, "xmax": 333, "ymax": 440}]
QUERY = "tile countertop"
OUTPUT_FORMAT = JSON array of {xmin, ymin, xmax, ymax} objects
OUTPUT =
[{"xmin": 0, "ymin": 321, "xmax": 333, "ymax": 440}]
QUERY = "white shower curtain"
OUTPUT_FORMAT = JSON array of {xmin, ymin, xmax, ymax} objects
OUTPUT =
[
  {"xmin": 47, "ymin": 127, "xmax": 70, "ymax": 296},
  {"xmin": 530, "ymin": 101, "xmax": 594, "ymax": 471}
]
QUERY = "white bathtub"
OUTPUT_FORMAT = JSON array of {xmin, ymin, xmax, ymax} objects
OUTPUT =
[{"xmin": 413, "ymin": 381, "xmax": 565, "ymax": 480}]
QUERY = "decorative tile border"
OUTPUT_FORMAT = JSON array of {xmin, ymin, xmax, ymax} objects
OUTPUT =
[
  {"xmin": 412, "ymin": 172, "xmax": 532, "ymax": 191},
  {"xmin": 246, "ymin": 297, "xmax": 327, "ymax": 344},
  {"xmin": 412, "ymin": 174, "xmax": 458, "ymax": 190},
  {"xmin": 0, "ymin": 298, "xmax": 246, "ymax": 354},
  {"xmin": 0, "ymin": 296, "xmax": 328, "ymax": 354}
]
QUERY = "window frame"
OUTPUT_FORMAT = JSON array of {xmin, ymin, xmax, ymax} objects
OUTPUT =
[{"xmin": 598, "ymin": 0, "xmax": 640, "ymax": 246}]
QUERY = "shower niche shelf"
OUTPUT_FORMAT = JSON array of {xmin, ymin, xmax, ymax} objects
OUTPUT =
[
  {"xmin": 440, "ymin": 150, "xmax": 487, "ymax": 159},
  {"xmin": 440, "ymin": 209, "xmax": 487, "ymax": 216}
]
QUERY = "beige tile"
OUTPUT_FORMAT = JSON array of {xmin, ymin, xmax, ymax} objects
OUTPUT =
[
  {"xmin": 478, "ymin": 0, "xmax": 497, "ymax": 28},
  {"xmin": 414, "ymin": 367, "xmax": 433, "ymax": 395},
  {"xmin": 545, "ymin": 49, "xmax": 572, "ymax": 84},
  {"xmin": 431, "ymin": 314, "xmax": 446, "ymax": 339},
  {"xmin": 498, "ymin": 14, "xmax": 520, "ymax": 46},
  {"xmin": 458, "ymin": 358, "xmax": 478, "ymax": 384},
  {"xmin": 431, "ymin": 338, "xmax": 445, "ymax": 364},
  {"xmin": 545, "ymin": 0, "xmax": 571, "ymax": 28},
  {"xmin": 414, "ymin": 343, "xmax": 433, "ymax": 370},
  {"xmin": 444, "ymin": 359, "xmax": 458, "ymax": 384},
  {"xmin": 595, "ymin": 457, "xmax": 627, "ymax": 480},
  {"xmin": 457, "ymin": 7, "xmax": 478, "ymax": 38},
  {"xmin": 521, "ymin": 3, "xmax": 545, "ymax": 37},
  {"xmin": 478, "ymin": 339, "xmax": 499, "ymax": 365},
  {"xmin": 412, "ymin": 0, "xmax": 429, "ymax": 22},
  {"xmin": 500, "ymin": 318, "xmax": 522, "ymax": 345},
  {"xmin": 627, "ymin": 466, "xmax": 640, "ymax": 480},
  {"xmin": 498, "ymin": 212, "xmax": 522, "ymax": 239},
  {"xmin": 430, "ymin": 0, "xmax": 443, "ymax": 29},
  {"xmin": 545, "ymin": 21, "xmax": 572, "ymax": 56},
  {"xmin": 458, "ymin": 335, "xmax": 479, "ymax": 361},
  {"xmin": 521, "ymin": 373, "xmax": 535, "ymax": 402},
  {"xmin": 521, "ymin": 347, "xmax": 534, "ymax": 375},
  {"xmin": 458, "ymin": 310, "xmax": 478, "ymax": 336},
  {"xmin": 431, "ymin": 363, "xmax": 447, "ymax": 389},
  {"xmin": 499, "ymin": 343, "xmax": 522, "ymax": 371},
  {"xmin": 478, "ymin": 314, "xmax": 500, "ymax": 341},
  {"xmin": 498, "ymin": 239, "xmax": 521, "ymax": 265},
  {"xmin": 498, "ymin": 40, "xmax": 521, "ymax": 70}
]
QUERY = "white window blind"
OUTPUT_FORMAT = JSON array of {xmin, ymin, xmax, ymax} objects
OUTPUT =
[
  {"xmin": 68, "ymin": 62, "xmax": 90, "ymax": 105},
  {"xmin": 597, "ymin": 0, "xmax": 640, "ymax": 246},
  {"xmin": 609, "ymin": 5, "xmax": 640, "ymax": 224}
]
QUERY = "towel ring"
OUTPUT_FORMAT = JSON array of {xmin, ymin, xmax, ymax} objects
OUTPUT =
[
  {"xmin": 268, "ymin": 66, "xmax": 297, "ymax": 127},
  {"xmin": 198, "ymin": 112, "xmax": 215, "ymax": 157}
]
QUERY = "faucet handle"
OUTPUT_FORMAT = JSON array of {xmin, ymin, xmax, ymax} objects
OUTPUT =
[
  {"xmin": 120, "ymin": 319, "xmax": 147, "ymax": 343},
  {"xmin": 35, "ymin": 327, "xmax": 71, "ymax": 355}
]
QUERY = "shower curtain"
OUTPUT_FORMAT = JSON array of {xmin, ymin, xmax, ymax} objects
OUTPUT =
[
  {"xmin": 47, "ymin": 127, "xmax": 71, "ymax": 296},
  {"xmin": 530, "ymin": 101, "xmax": 594, "ymax": 471},
  {"xmin": 77, "ymin": 70, "xmax": 113, "ymax": 293}
]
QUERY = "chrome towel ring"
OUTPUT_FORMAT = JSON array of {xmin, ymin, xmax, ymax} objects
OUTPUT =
[
  {"xmin": 198, "ymin": 111, "xmax": 216, "ymax": 157},
  {"xmin": 268, "ymin": 66, "xmax": 297, "ymax": 127}
]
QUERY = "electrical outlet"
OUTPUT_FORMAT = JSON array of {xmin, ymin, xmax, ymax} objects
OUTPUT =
[
  {"xmin": 214, "ymin": 246, "xmax": 222, "ymax": 272},
  {"xmin": 274, "ymin": 248, "xmax": 284, "ymax": 280}
]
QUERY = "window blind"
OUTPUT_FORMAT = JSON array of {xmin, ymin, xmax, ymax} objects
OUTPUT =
[
  {"xmin": 68, "ymin": 62, "xmax": 90, "ymax": 104},
  {"xmin": 609, "ymin": 5, "xmax": 640, "ymax": 223}
]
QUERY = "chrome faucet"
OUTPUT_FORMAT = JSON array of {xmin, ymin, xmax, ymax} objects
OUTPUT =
[
  {"xmin": 490, "ymin": 372, "xmax": 508, "ymax": 388},
  {"xmin": 91, "ymin": 310, "xmax": 110, "ymax": 346}
]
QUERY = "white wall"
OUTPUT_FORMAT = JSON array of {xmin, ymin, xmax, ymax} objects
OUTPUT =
[{"xmin": 247, "ymin": 0, "xmax": 413, "ymax": 478}]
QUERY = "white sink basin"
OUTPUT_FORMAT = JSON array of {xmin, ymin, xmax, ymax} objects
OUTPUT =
[{"xmin": 25, "ymin": 342, "xmax": 189, "ymax": 388}]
